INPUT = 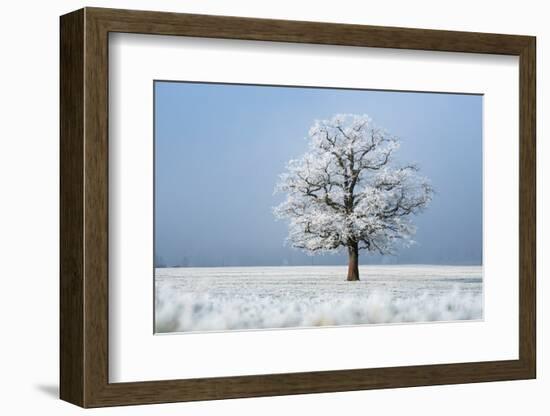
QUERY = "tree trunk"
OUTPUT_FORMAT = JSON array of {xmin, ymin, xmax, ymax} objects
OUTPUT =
[{"xmin": 347, "ymin": 242, "xmax": 360, "ymax": 281}]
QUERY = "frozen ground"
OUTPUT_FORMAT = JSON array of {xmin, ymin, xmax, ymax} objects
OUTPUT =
[{"xmin": 155, "ymin": 265, "xmax": 482, "ymax": 333}]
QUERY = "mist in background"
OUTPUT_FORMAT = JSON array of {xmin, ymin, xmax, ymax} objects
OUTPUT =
[{"xmin": 154, "ymin": 81, "xmax": 482, "ymax": 267}]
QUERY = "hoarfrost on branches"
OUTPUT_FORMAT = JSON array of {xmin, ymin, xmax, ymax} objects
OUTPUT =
[{"xmin": 274, "ymin": 114, "xmax": 433, "ymax": 280}]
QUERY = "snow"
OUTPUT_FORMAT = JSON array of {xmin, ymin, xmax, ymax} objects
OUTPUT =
[{"xmin": 155, "ymin": 265, "xmax": 482, "ymax": 333}]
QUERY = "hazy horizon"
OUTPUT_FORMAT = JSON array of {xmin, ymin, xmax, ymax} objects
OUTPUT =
[
  {"xmin": 155, "ymin": 263, "xmax": 483, "ymax": 269},
  {"xmin": 154, "ymin": 81, "xmax": 483, "ymax": 268}
]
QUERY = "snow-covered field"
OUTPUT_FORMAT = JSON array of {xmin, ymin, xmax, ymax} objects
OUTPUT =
[{"xmin": 155, "ymin": 265, "xmax": 482, "ymax": 333}]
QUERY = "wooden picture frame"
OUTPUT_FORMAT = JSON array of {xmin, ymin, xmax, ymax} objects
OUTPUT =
[{"xmin": 60, "ymin": 7, "xmax": 536, "ymax": 408}]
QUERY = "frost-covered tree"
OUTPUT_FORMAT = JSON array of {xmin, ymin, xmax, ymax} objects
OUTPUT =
[{"xmin": 274, "ymin": 114, "xmax": 433, "ymax": 281}]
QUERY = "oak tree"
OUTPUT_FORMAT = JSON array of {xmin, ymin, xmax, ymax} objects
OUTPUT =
[{"xmin": 274, "ymin": 114, "xmax": 433, "ymax": 281}]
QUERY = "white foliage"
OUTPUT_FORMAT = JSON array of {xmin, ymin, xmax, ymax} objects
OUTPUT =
[{"xmin": 274, "ymin": 114, "xmax": 433, "ymax": 255}]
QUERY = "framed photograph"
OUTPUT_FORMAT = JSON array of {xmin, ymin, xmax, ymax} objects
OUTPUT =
[{"xmin": 60, "ymin": 7, "xmax": 536, "ymax": 408}]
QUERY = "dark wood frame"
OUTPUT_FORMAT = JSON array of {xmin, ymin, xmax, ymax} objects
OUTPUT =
[{"xmin": 60, "ymin": 7, "xmax": 536, "ymax": 408}]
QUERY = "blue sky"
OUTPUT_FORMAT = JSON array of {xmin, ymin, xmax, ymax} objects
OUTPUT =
[{"xmin": 154, "ymin": 81, "xmax": 482, "ymax": 267}]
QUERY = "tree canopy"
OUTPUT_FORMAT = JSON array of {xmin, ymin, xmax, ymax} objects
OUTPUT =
[{"xmin": 274, "ymin": 114, "xmax": 433, "ymax": 259}]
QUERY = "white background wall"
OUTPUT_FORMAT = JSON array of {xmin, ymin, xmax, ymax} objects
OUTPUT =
[{"xmin": 0, "ymin": 0, "xmax": 546, "ymax": 414}]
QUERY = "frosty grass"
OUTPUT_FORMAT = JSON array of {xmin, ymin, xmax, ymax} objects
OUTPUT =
[{"xmin": 155, "ymin": 265, "xmax": 482, "ymax": 333}]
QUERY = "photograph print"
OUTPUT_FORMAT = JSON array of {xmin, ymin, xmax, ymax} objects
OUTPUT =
[{"xmin": 154, "ymin": 81, "xmax": 483, "ymax": 333}]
